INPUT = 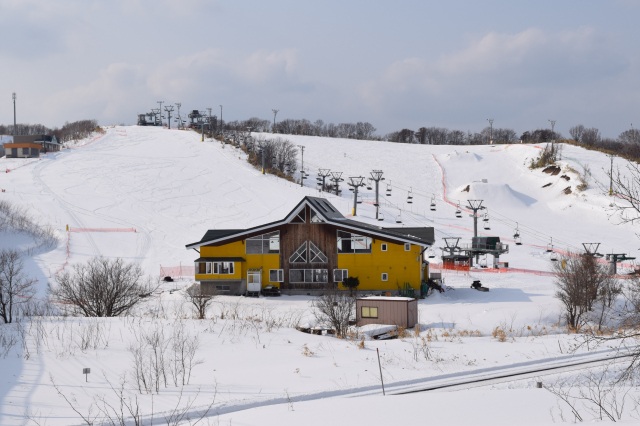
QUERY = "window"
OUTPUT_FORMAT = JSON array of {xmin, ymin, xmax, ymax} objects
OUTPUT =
[
  {"xmin": 269, "ymin": 269, "xmax": 284, "ymax": 282},
  {"xmin": 310, "ymin": 211, "xmax": 323, "ymax": 223},
  {"xmin": 290, "ymin": 241, "xmax": 328, "ymax": 264},
  {"xmin": 290, "ymin": 269, "xmax": 328, "ymax": 283},
  {"xmin": 309, "ymin": 242, "xmax": 328, "ymax": 263},
  {"xmin": 247, "ymin": 270, "xmax": 261, "ymax": 285},
  {"xmin": 381, "ymin": 243, "xmax": 388, "ymax": 252},
  {"xmin": 213, "ymin": 262, "xmax": 234, "ymax": 274},
  {"xmin": 337, "ymin": 231, "xmax": 372, "ymax": 253},
  {"xmin": 361, "ymin": 306, "xmax": 378, "ymax": 318},
  {"xmin": 333, "ymin": 269, "xmax": 348, "ymax": 283},
  {"xmin": 404, "ymin": 243, "xmax": 411, "ymax": 251},
  {"xmin": 290, "ymin": 242, "xmax": 308, "ymax": 263},
  {"xmin": 291, "ymin": 209, "xmax": 306, "ymax": 223},
  {"xmin": 381, "ymin": 273, "xmax": 388, "ymax": 281},
  {"xmin": 216, "ymin": 285, "xmax": 231, "ymax": 291},
  {"xmin": 246, "ymin": 231, "xmax": 280, "ymax": 254}
]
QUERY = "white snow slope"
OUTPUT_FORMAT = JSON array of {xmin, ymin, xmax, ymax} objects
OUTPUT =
[{"xmin": 0, "ymin": 125, "xmax": 638, "ymax": 425}]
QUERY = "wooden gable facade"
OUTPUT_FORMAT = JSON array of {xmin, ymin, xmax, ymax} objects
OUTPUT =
[{"xmin": 186, "ymin": 196, "xmax": 435, "ymax": 296}]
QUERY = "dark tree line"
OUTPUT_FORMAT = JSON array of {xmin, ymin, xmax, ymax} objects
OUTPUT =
[
  {"xmin": 387, "ymin": 126, "xmax": 518, "ymax": 145},
  {"xmin": 0, "ymin": 119, "xmax": 100, "ymax": 143},
  {"xmin": 222, "ymin": 117, "xmax": 377, "ymax": 140},
  {"xmin": 568, "ymin": 125, "xmax": 640, "ymax": 161}
]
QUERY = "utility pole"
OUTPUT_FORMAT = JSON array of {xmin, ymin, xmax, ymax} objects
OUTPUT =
[
  {"xmin": 272, "ymin": 109, "xmax": 279, "ymax": 133},
  {"xmin": 548, "ymin": 119, "xmax": 556, "ymax": 151},
  {"xmin": 487, "ymin": 118, "xmax": 494, "ymax": 144},
  {"xmin": 297, "ymin": 145, "xmax": 305, "ymax": 187},
  {"xmin": 330, "ymin": 171, "xmax": 344, "ymax": 195},
  {"xmin": 12, "ymin": 92, "xmax": 16, "ymax": 135},
  {"xmin": 608, "ymin": 153, "xmax": 615, "ymax": 196},
  {"xmin": 219, "ymin": 105, "xmax": 223, "ymax": 135},
  {"xmin": 163, "ymin": 105, "xmax": 174, "ymax": 129},
  {"xmin": 317, "ymin": 168, "xmax": 331, "ymax": 192},
  {"xmin": 157, "ymin": 101, "xmax": 164, "ymax": 126},
  {"xmin": 347, "ymin": 176, "xmax": 366, "ymax": 216},
  {"xmin": 370, "ymin": 170, "xmax": 385, "ymax": 220}
]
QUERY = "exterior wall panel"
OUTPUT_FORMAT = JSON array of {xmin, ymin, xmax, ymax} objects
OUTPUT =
[{"xmin": 356, "ymin": 298, "xmax": 418, "ymax": 328}]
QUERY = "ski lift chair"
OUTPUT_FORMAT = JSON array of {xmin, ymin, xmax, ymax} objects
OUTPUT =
[
  {"xmin": 513, "ymin": 224, "xmax": 522, "ymax": 245},
  {"xmin": 514, "ymin": 233, "xmax": 522, "ymax": 245},
  {"xmin": 455, "ymin": 203, "xmax": 462, "ymax": 218}
]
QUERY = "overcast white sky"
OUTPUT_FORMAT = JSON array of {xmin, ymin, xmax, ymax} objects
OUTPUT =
[{"xmin": 2, "ymin": 0, "xmax": 639, "ymax": 138}]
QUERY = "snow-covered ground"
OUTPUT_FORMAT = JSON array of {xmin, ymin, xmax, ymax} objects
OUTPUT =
[{"xmin": 0, "ymin": 126, "xmax": 638, "ymax": 425}]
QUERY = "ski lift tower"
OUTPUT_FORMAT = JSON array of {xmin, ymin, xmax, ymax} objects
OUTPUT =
[
  {"xmin": 317, "ymin": 168, "xmax": 331, "ymax": 192},
  {"xmin": 347, "ymin": 176, "xmax": 366, "ymax": 216},
  {"xmin": 605, "ymin": 252, "xmax": 636, "ymax": 274},
  {"xmin": 582, "ymin": 243, "xmax": 604, "ymax": 258},
  {"xmin": 370, "ymin": 170, "xmax": 385, "ymax": 220},
  {"xmin": 466, "ymin": 200, "xmax": 485, "ymax": 239},
  {"xmin": 440, "ymin": 237, "xmax": 472, "ymax": 270}
]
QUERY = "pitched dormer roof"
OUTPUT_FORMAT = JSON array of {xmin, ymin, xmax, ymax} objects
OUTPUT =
[{"xmin": 186, "ymin": 196, "xmax": 434, "ymax": 250}]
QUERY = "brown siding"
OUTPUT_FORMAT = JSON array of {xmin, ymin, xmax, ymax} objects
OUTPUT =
[
  {"xmin": 281, "ymin": 205, "xmax": 337, "ymax": 290},
  {"xmin": 356, "ymin": 298, "xmax": 418, "ymax": 328}
]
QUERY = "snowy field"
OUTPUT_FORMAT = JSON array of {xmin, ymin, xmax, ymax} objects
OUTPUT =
[{"xmin": 0, "ymin": 126, "xmax": 639, "ymax": 425}]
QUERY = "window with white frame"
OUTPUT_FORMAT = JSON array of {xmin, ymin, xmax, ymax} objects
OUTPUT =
[
  {"xmin": 289, "ymin": 242, "xmax": 308, "ymax": 263},
  {"xmin": 269, "ymin": 269, "xmax": 284, "ymax": 282},
  {"xmin": 381, "ymin": 243, "xmax": 388, "ymax": 251},
  {"xmin": 404, "ymin": 243, "xmax": 411, "ymax": 251},
  {"xmin": 337, "ymin": 231, "xmax": 372, "ymax": 253},
  {"xmin": 213, "ymin": 262, "xmax": 235, "ymax": 274},
  {"xmin": 246, "ymin": 231, "xmax": 280, "ymax": 254},
  {"xmin": 290, "ymin": 269, "xmax": 328, "ymax": 283},
  {"xmin": 247, "ymin": 270, "xmax": 261, "ymax": 285},
  {"xmin": 381, "ymin": 272, "xmax": 388, "ymax": 281},
  {"xmin": 333, "ymin": 269, "xmax": 348, "ymax": 283},
  {"xmin": 291, "ymin": 209, "xmax": 306, "ymax": 223},
  {"xmin": 290, "ymin": 241, "xmax": 328, "ymax": 264},
  {"xmin": 309, "ymin": 242, "xmax": 328, "ymax": 263}
]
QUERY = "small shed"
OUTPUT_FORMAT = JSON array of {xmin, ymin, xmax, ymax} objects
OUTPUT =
[{"xmin": 356, "ymin": 296, "xmax": 418, "ymax": 328}]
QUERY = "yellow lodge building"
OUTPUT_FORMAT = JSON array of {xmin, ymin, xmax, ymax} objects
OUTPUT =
[{"xmin": 186, "ymin": 196, "xmax": 434, "ymax": 295}]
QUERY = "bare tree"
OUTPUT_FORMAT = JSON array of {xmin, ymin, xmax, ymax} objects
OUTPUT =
[
  {"xmin": 312, "ymin": 288, "xmax": 355, "ymax": 338},
  {"xmin": 185, "ymin": 283, "xmax": 214, "ymax": 320},
  {"xmin": 569, "ymin": 124, "xmax": 585, "ymax": 143},
  {"xmin": 50, "ymin": 257, "xmax": 155, "ymax": 317},
  {"xmin": 609, "ymin": 160, "xmax": 640, "ymax": 225},
  {"xmin": 0, "ymin": 249, "xmax": 36, "ymax": 323},
  {"xmin": 552, "ymin": 252, "xmax": 611, "ymax": 330},
  {"xmin": 582, "ymin": 127, "xmax": 601, "ymax": 146}
]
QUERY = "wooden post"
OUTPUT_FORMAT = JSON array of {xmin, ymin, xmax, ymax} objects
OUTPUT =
[{"xmin": 377, "ymin": 348, "xmax": 385, "ymax": 396}]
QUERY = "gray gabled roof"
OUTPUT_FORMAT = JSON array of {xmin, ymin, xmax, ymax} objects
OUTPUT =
[{"xmin": 186, "ymin": 196, "xmax": 434, "ymax": 250}]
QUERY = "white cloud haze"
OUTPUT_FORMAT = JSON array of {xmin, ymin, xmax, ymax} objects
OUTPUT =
[{"xmin": 1, "ymin": 0, "xmax": 639, "ymax": 138}]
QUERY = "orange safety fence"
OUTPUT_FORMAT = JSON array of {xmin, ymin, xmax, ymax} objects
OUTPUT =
[
  {"xmin": 67, "ymin": 226, "xmax": 137, "ymax": 233},
  {"xmin": 160, "ymin": 265, "xmax": 194, "ymax": 278}
]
